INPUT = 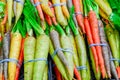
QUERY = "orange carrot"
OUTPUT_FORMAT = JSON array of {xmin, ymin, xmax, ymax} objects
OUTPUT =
[
  {"xmin": 33, "ymin": 0, "xmax": 44, "ymax": 21},
  {"xmin": 54, "ymin": 65, "xmax": 62, "ymax": 80},
  {"xmin": 84, "ymin": 17, "xmax": 98, "ymax": 72},
  {"xmin": 116, "ymin": 67, "xmax": 120, "ymax": 78},
  {"xmin": 48, "ymin": 2, "xmax": 58, "ymax": 25},
  {"xmin": 72, "ymin": 0, "xmax": 85, "ymax": 33},
  {"xmin": 1, "ymin": 7, "xmax": 8, "ymax": 25},
  {"xmin": 74, "ymin": 66, "xmax": 81, "ymax": 80},
  {"xmin": 15, "ymin": 38, "xmax": 25, "ymax": 80},
  {"xmin": 88, "ymin": 10, "xmax": 106, "ymax": 78},
  {"xmin": 44, "ymin": 13, "xmax": 52, "ymax": 26}
]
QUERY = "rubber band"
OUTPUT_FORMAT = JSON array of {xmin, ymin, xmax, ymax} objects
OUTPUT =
[
  {"xmin": 89, "ymin": 43, "xmax": 107, "ymax": 47},
  {"xmin": 110, "ymin": 58, "xmax": 120, "ymax": 63},
  {"xmin": 77, "ymin": 66, "xmax": 87, "ymax": 70},
  {"xmin": 51, "ymin": 48, "xmax": 73, "ymax": 58},
  {"xmin": 50, "ymin": 2, "xmax": 66, "ymax": 8},
  {"xmin": 24, "ymin": 58, "xmax": 48, "ymax": 64},
  {"xmin": 75, "ymin": 11, "xmax": 83, "ymax": 16},
  {"xmin": 0, "ymin": 58, "xmax": 20, "ymax": 67},
  {"xmin": 14, "ymin": 0, "xmax": 24, "ymax": 5},
  {"xmin": 34, "ymin": 2, "xmax": 41, "ymax": 7}
]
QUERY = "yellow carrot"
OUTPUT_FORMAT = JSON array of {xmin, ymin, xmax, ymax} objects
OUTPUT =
[
  {"xmin": 94, "ymin": 0, "xmax": 112, "ymax": 16},
  {"xmin": 40, "ymin": 0, "xmax": 53, "ymax": 17},
  {"xmin": 60, "ymin": 0, "xmax": 70, "ymax": 19},
  {"xmin": 8, "ymin": 32, "xmax": 22, "ymax": 80},
  {"xmin": 52, "ymin": 0, "xmax": 68, "ymax": 28},
  {"xmin": 99, "ymin": 8, "xmax": 109, "ymax": 20}
]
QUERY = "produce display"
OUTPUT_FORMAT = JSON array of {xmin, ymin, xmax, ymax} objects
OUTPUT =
[{"xmin": 0, "ymin": 0, "xmax": 120, "ymax": 80}]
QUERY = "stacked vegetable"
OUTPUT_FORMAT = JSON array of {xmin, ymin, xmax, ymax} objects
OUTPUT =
[{"xmin": 0, "ymin": 0, "xmax": 120, "ymax": 80}]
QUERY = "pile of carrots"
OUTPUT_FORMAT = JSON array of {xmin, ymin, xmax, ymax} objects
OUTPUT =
[{"xmin": 0, "ymin": 0, "xmax": 120, "ymax": 80}]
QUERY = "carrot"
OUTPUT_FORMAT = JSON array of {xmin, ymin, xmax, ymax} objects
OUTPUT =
[
  {"xmin": 54, "ymin": 65, "xmax": 62, "ymax": 80},
  {"xmin": 15, "ymin": 38, "xmax": 24, "ymax": 80},
  {"xmin": 51, "ymin": 0, "xmax": 68, "ymax": 28},
  {"xmin": 72, "ymin": 0, "xmax": 85, "ymax": 33},
  {"xmin": 43, "ymin": 64, "xmax": 48, "ymax": 80},
  {"xmin": 88, "ymin": 6, "xmax": 106, "ymax": 78},
  {"xmin": 15, "ymin": 0, "xmax": 24, "ymax": 23},
  {"xmin": 50, "ymin": 30, "xmax": 70, "ymax": 74},
  {"xmin": 24, "ymin": 36, "xmax": 36, "ymax": 80},
  {"xmin": 108, "ymin": 46, "xmax": 119, "ymax": 80},
  {"xmin": 33, "ymin": 34, "xmax": 49, "ymax": 80},
  {"xmin": 74, "ymin": 66, "xmax": 81, "ymax": 80},
  {"xmin": 7, "ymin": 0, "xmax": 13, "ymax": 27},
  {"xmin": 60, "ymin": 27, "xmax": 74, "ymax": 79},
  {"xmin": 40, "ymin": 0, "xmax": 53, "ymax": 17},
  {"xmin": 84, "ymin": 17, "xmax": 98, "ymax": 72},
  {"xmin": 1, "ymin": 6, "xmax": 8, "ymax": 25},
  {"xmin": 33, "ymin": 0, "xmax": 44, "ymax": 21},
  {"xmin": 99, "ymin": 8, "xmax": 109, "ymax": 20},
  {"xmin": 49, "ymin": 39, "xmax": 68, "ymax": 80},
  {"xmin": 89, "ymin": 49, "xmax": 101, "ymax": 80},
  {"xmin": 94, "ymin": 0, "xmax": 112, "ymax": 16},
  {"xmin": 79, "ymin": 0, "xmax": 83, "ymax": 13},
  {"xmin": 83, "ymin": 0, "xmax": 98, "ymax": 72},
  {"xmin": 48, "ymin": 2, "xmax": 58, "ymax": 25},
  {"xmin": 105, "ymin": 24, "xmax": 120, "ymax": 77},
  {"xmin": 44, "ymin": 13, "xmax": 52, "ymax": 26},
  {"xmin": 3, "ymin": 32, "xmax": 10, "ymax": 80},
  {"xmin": 0, "ymin": 35, "xmax": 4, "ymax": 80},
  {"xmin": 8, "ymin": 32, "xmax": 22, "ymax": 80},
  {"xmin": 60, "ymin": 0, "xmax": 70, "ymax": 19},
  {"xmin": 69, "ymin": 17, "xmax": 88, "ymax": 80},
  {"xmin": 98, "ymin": 20, "xmax": 111, "ymax": 78}
]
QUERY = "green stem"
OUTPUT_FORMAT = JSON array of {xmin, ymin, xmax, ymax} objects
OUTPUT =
[
  {"xmin": 83, "ymin": 0, "xmax": 88, "ymax": 17},
  {"xmin": 55, "ymin": 24, "xmax": 66, "ymax": 36},
  {"xmin": 85, "ymin": 0, "xmax": 93, "ymax": 11},
  {"xmin": 68, "ymin": 19, "xmax": 79, "ymax": 36}
]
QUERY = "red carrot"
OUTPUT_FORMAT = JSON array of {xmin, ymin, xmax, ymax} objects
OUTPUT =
[
  {"xmin": 33, "ymin": 0, "xmax": 44, "ymax": 21},
  {"xmin": 74, "ymin": 66, "xmax": 81, "ymax": 80},
  {"xmin": 15, "ymin": 38, "xmax": 25, "ymax": 80},
  {"xmin": 88, "ymin": 10, "xmax": 106, "ymax": 78},
  {"xmin": 72, "ymin": 0, "xmax": 85, "ymax": 33},
  {"xmin": 54, "ymin": 65, "xmax": 62, "ymax": 80},
  {"xmin": 84, "ymin": 17, "xmax": 98, "ymax": 72}
]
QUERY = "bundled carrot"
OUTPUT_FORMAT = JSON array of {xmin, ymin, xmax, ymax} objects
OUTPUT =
[
  {"xmin": 86, "ymin": 0, "xmax": 106, "ymax": 78},
  {"xmin": 8, "ymin": 31, "xmax": 22, "ymax": 80},
  {"xmin": 83, "ymin": 0, "xmax": 98, "ymax": 72},
  {"xmin": 98, "ymin": 20, "xmax": 111, "ymax": 78},
  {"xmin": 15, "ymin": 38, "xmax": 24, "ymax": 80},
  {"xmin": 66, "ymin": 26, "xmax": 79, "ymax": 67},
  {"xmin": 51, "ymin": 0, "xmax": 68, "ymax": 28},
  {"xmin": 105, "ymin": 24, "xmax": 120, "ymax": 78},
  {"xmin": 49, "ymin": 39, "xmax": 68, "ymax": 80},
  {"xmin": 72, "ymin": 0, "xmax": 85, "ymax": 33}
]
